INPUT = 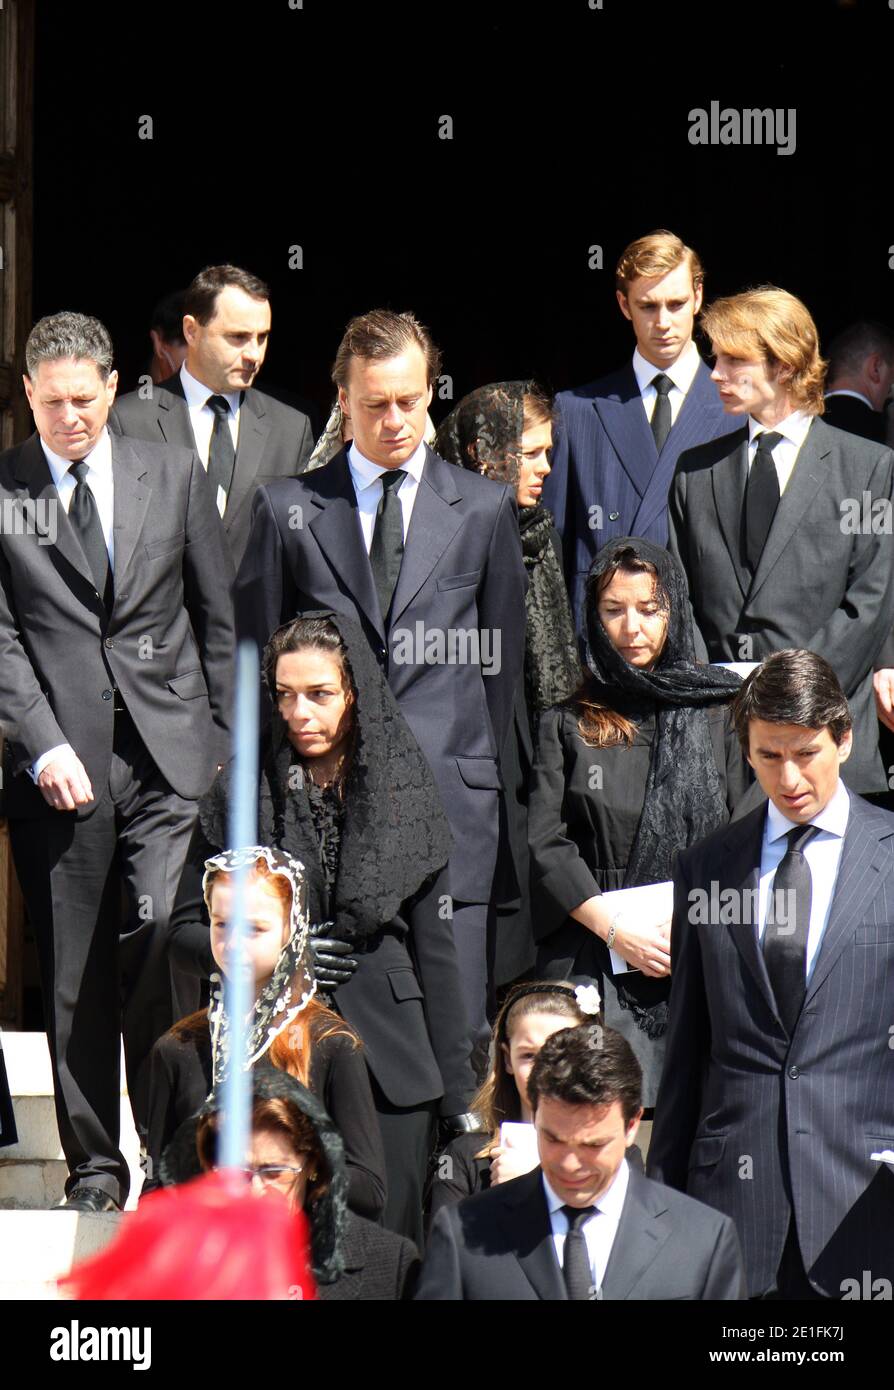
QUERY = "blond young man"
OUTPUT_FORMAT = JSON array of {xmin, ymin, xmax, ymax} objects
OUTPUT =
[
  {"xmin": 668, "ymin": 286, "xmax": 894, "ymax": 794},
  {"xmin": 544, "ymin": 230, "xmax": 739, "ymax": 634}
]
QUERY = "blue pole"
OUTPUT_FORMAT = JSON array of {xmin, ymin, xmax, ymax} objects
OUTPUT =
[{"xmin": 219, "ymin": 641, "xmax": 260, "ymax": 1173}]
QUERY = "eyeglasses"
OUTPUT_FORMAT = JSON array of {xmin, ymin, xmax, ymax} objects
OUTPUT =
[{"xmin": 235, "ymin": 1163, "xmax": 306, "ymax": 1188}]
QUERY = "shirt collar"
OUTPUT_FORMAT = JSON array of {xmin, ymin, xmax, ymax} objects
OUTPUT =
[
  {"xmin": 179, "ymin": 362, "xmax": 241, "ymax": 416},
  {"xmin": 824, "ymin": 388, "xmax": 874, "ymax": 410},
  {"xmin": 348, "ymin": 438, "xmax": 427, "ymax": 491},
  {"xmin": 40, "ymin": 426, "xmax": 113, "ymax": 489},
  {"xmin": 632, "ymin": 340, "xmax": 700, "ymax": 397},
  {"xmin": 542, "ymin": 1157, "xmax": 630, "ymax": 1221},
  {"xmin": 766, "ymin": 777, "xmax": 851, "ymax": 845},
  {"xmin": 747, "ymin": 408, "xmax": 814, "ymax": 450}
]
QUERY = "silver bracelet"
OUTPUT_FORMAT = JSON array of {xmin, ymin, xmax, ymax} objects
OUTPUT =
[{"xmin": 606, "ymin": 914, "xmax": 622, "ymax": 950}]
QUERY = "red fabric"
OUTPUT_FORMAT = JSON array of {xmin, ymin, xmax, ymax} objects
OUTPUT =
[{"xmin": 60, "ymin": 1171, "xmax": 317, "ymax": 1301}]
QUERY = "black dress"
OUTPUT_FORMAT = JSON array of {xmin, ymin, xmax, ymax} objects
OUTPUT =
[
  {"xmin": 144, "ymin": 1025, "xmax": 386, "ymax": 1221},
  {"xmin": 528, "ymin": 702, "xmax": 747, "ymax": 1105}
]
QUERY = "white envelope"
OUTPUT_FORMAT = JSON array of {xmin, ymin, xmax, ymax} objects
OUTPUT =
[{"xmin": 601, "ymin": 881, "xmax": 674, "ymax": 974}]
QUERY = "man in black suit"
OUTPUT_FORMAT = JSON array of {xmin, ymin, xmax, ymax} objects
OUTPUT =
[
  {"xmin": 234, "ymin": 309, "xmax": 527, "ymax": 1056},
  {"xmin": 649, "ymin": 650, "xmax": 894, "ymax": 1298},
  {"xmin": 112, "ymin": 264, "xmax": 314, "ymax": 568},
  {"xmin": 0, "ymin": 312, "xmax": 234, "ymax": 1211},
  {"xmin": 668, "ymin": 287, "xmax": 894, "ymax": 795},
  {"xmin": 416, "ymin": 1025, "xmax": 745, "ymax": 1300},
  {"xmin": 823, "ymin": 321, "xmax": 894, "ymax": 444},
  {"xmin": 544, "ymin": 230, "xmax": 740, "ymax": 634}
]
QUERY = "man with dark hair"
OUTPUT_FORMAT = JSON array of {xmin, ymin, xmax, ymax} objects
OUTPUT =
[
  {"xmin": 112, "ymin": 263, "xmax": 314, "ymax": 568},
  {"xmin": 147, "ymin": 290, "xmax": 188, "ymax": 385},
  {"xmin": 234, "ymin": 307, "xmax": 527, "ymax": 1080},
  {"xmin": 0, "ymin": 311, "xmax": 234, "ymax": 1212},
  {"xmin": 544, "ymin": 230, "xmax": 739, "ymax": 635},
  {"xmin": 649, "ymin": 649, "xmax": 894, "ymax": 1298},
  {"xmin": 824, "ymin": 321, "xmax": 894, "ymax": 443},
  {"xmin": 416, "ymin": 1023, "xmax": 745, "ymax": 1300}
]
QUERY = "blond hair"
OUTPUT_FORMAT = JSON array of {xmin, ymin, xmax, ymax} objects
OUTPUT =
[
  {"xmin": 701, "ymin": 286, "xmax": 827, "ymax": 415},
  {"xmin": 615, "ymin": 230, "xmax": 704, "ymax": 296}
]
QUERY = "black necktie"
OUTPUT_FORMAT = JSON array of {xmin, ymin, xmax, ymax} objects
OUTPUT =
[
  {"xmin": 207, "ymin": 395, "xmax": 236, "ymax": 510},
  {"xmin": 369, "ymin": 469, "xmax": 407, "ymax": 622},
  {"xmin": 562, "ymin": 1204, "xmax": 596, "ymax": 1301},
  {"xmin": 67, "ymin": 460, "xmax": 112, "ymax": 611},
  {"xmin": 650, "ymin": 374, "xmax": 673, "ymax": 453},
  {"xmin": 745, "ymin": 430, "xmax": 782, "ymax": 572},
  {"xmin": 763, "ymin": 824, "xmax": 820, "ymax": 1034}
]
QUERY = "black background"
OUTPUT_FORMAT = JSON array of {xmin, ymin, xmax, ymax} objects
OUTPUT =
[{"xmin": 33, "ymin": 0, "xmax": 894, "ymax": 421}]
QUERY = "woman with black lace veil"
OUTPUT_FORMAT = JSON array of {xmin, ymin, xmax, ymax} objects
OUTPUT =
[
  {"xmin": 434, "ymin": 383, "xmax": 580, "ymax": 988},
  {"xmin": 166, "ymin": 610, "xmax": 476, "ymax": 1246},
  {"xmin": 527, "ymin": 537, "xmax": 747, "ymax": 1108}
]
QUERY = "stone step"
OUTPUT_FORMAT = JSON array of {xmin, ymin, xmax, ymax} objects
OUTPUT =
[
  {"xmin": 0, "ymin": 1210, "xmax": 122, "ymax": 1300},
  {"xmin": 1, "ymin": 1032, "xmax": 143, "ymax": 1211}
]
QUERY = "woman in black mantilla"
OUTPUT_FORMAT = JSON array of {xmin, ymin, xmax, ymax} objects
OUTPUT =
[
  {"xmin": 434, "ymin": 382, "xmax": 580, "ymax": 987},
  {"xmin": 528, "ymin": 537, "xmax": 747, "ymax": 1107},
  {"xmin": 167, "ymin": 610, "xmax": 476, "ymax": 1246}
]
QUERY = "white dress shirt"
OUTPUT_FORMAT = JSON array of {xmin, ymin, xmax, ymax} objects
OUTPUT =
[
  {"xmin": 543, "ymin": 1158, "xmax": 630, "ymax": 1296},
  {"xmin": 347, "ymin": 439, "xmax": 427, "ymax": 553},
  {"xmin": 758, "ymin": 780, "xmax": 850, "ymax": 981},
  {"xmin": 179, "ymin": 363, "xmax": 241, "ymax": 465},
  {"xmin": 747, "ymin": 409, "xmax": 814, "ymax": 495},
  {"xmin": 32, "ymin": 429, "xmax": 116, "ymax": 781},
  {"xmin": 633, "ymin": 340, "xmax": 701, "ymax": 428}
]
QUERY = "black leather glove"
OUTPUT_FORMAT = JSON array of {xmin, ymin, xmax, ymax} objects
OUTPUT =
[{"xmin": 309, "ymin": 922, "xmax": 358, "ymax": 990}]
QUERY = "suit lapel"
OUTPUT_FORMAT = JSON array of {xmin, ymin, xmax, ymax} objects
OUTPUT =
[
  {"xmin": 225, "ymin": 389, "xmax": 270, "ymax": 531},
  {"xmin": 601, "ymin": 1168, "xmax": 672, "ymax": 1301},
  {"xmin": 709, "ymin": 429, "xmax": 751, "ymax": 600},
  {"xmin": 746, "ymin": 419, "xmax": 828, "ymax": 605},
  {"xmin": 307, "ymin": 452, "xmax": 385, "ymax": 641},
  {"xmin": 633, "ymin": 360, "xmax": 722, "ymax": 536},
  {"xmin": 110, "ymin": 436, "xmax": 153, "ymax": 589},
  {"xmin": 593, "ymin": 365, "xmax": 658, "ymax": 501},
  {"xmin": 389, "ymin": 448, "xmax": 463, "ymax": 627},
  {"xmin": 12, "ymin": 434, "xmax": 97, "ymax": 593},
  {"xmin": 803, "ymin": 797, "xmax": 893, "ymax": 1008},
  {"xmin": 718, "ymin": 805, "xmax": 785, "ymax": 1027},
  {"xmin": 500, "ymin": 1171, "xmax": 566, "ymax": 1301},
  {"xmin": 154, "ymin": 375, "xmax": 197, "ymax": 449}
]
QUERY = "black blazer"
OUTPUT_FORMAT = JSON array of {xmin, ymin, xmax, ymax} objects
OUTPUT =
[
  {"xmin": 415, "ymin": 1165, "xmax": 746, "ymax": 1300},
  {"xmin": 648, "ymin": 791, "xmax": 894, "ymax": 1297},
  {"xmin": 822, "ymin": 393, "xmax": 888, "ymax": 443},
  {"xmin": 318, "ymin": 1213, "xmax": 419, "ymax": 1301},
  {"xmin": 233, "ymin": 446, "xmax": 527, "ymax": 905},
  {"xmin": 668, "ymin": 417, "xmax": 894, "ymax": 793},
  {"xmin": 0, "ymin": 432, "xmax": 234, "ymax": 816},
  {"xmin": 544, "ymin": 359, "xmax": 740, "ymax": 633},
  {"xmin": 111, "ymin": 374, "xmax": 314, "ymax": 569}
]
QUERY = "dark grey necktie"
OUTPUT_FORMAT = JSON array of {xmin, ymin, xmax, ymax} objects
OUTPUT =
[
  {"xmin": 207, "ymin": 395, "xmax": 236, "ymax": 508},
  {"xmin": 745, "ymin": 430, "xmax": 782, "ymax": 572},
  {"xmin": 650, "ymin": 373, "xmax": 673, "ymax": 453},
  {"xmin": 562, "ymin": 1204, "xmax": 596, "ymax": 1301},
  {"xmin": 369, "ymin": 468, "xmax": 407, "ymax": 622},
  {"xmin": 763, "ymin": 823, "xmax": 820, "ymax": 1034},
  {"xmin": 67, "ymin": 460, "xmax": 112, "ymax": 611}
]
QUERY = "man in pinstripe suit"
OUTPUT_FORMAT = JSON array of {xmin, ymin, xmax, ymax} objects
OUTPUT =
[{"xmin": 649, "ymin": 650, "xmax": 894, "ymax": 1298}]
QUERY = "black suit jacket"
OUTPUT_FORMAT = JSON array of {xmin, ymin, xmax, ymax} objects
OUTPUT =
[
  {"xmin": 648, "ymin": 791, "xmax": 894, "ymax": 1297},
  {"xmin": 111, "ymin": 374, "xmax": 314, "ymax": 569},
  {"xmin": 544, "ymin": 359, "xmax": 740, "ymax": 632},
  {"xmin": 415, "ymin": 1165, "xmax": 746, "ymax": 1300},
  {"xmin": 233, "ymin": 447, "xmax": 527, "ymax": 904},
  {"xmin": 0, "ymin": 433, "xmax": 234, "ymax": 817},
  {"xmin": 667, "ymin": 416, "xmax": 894, "ymax": 792},
  {"xmin": 318, "ymin": 1213, "xmax": 419, "ymax": 1301},
  {"xmin": 822, "ymin": 393, "xmax": 888, "ymax": 444}
]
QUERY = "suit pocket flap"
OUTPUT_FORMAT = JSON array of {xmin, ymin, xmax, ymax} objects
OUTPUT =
[
  {"xmin": 145, "ymin": 531, "xmax": 186, "ymax": 560},
  {"xmin": 688, "ymin": 1135, "xmax": 728, "ymax": 1169},
  {"xmin": 437, "ymin": 570, "xmax": 480, "ymax": 592},
  {"xmin": 387, "ymin": 967, "xmax": 424, "ymax": 1003},
  {"xmin": 855, "ymin": 923, "xmax": 894, "ymax": 942},
  {"xmin": 166, "ymin": 669, "xmax": 208, "ymax": 700},
  {"xmin": 455, "ymin": 756, "xmax": 501, "ymax": 791}
]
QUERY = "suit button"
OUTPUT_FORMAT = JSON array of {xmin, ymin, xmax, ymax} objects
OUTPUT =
[
  {"xmin": 609, "ymin": 511, "xmax": 620, "ymax": 521},
  {"xmin": 104, "ymin": 638, "xmax": 114, "ymax": 649},
  {"xmin": 788, "ymin": 1065, "xmax": 800, "ymax": 1079},
  {"xmin": 101, "ymin": 688, "xmax": 113, "ymax": 701}
]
